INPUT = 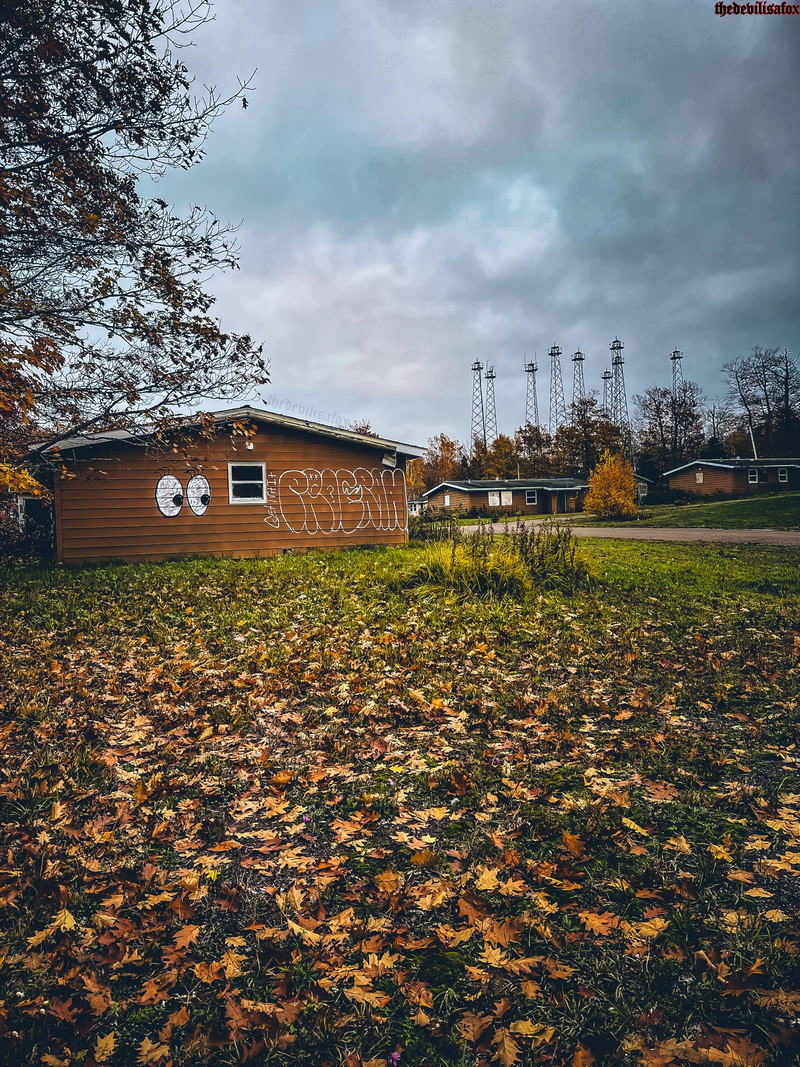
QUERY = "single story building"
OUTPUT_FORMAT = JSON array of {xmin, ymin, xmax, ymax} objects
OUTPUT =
[
  {"xmin": 38, "ymin": 406, "xmax": 424, "ymax": 563},
  {"xmin": 423, "ymin": 478, "xmax": 589, "ymax": 515},
  {"xmin": 407, "ymin": 498, "xmax": 427, "ymax": 516},
  {"xmin": 664, "ymin": 458, "xmax": 800, "ymax": 496}
]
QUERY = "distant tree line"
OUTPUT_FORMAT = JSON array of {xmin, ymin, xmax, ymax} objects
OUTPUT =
[{"xmin": 408, "ymin": 346, "xmax": 800, "ymax": 493}]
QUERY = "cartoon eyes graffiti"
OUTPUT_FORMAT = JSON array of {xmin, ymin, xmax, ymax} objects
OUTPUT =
[
  {"xmin": 155, "ymin": 474, "xmax": 211, "ymax": 517},
  {"xmin": 186, "ymin": 475, "xmax": 211, "ymax": 515},
  {"xmin": 155, "ymin": 474, "xmax": 184, "ymax": 517}
]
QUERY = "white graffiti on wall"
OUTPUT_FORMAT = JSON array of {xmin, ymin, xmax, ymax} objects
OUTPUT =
[{"xmin": 266, "ymin": 467, "xmax": 406, "ymax": 535}]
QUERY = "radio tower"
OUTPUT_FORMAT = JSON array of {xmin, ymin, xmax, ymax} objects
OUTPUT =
[
  {"xmin": 484, "ymin": 365, "xmax": 498, "ymax": 445},
  {"xmin": 609, "ymin": 337, "xmax": 629, "ymax": 432},
  {"xmin": 470, "ymin": 360, "xmax": 486, "ymax": 449},
  {"xmin": 571, "ymin": 349, "xmax": 586, "ymax": 422},
  {"xmin": 670, "ymin": 348, "xmax": 684, "ymax": 399},
  {"xmin": 601, "ymin": 369, "xmax": 612, "ymax": 417},
  {"xmin": 524, "ymin": 358, "xmax": 539, "ymax": 427},
  {"xmin": 548, "ymin": 344, "xmax": 567, "ymax": 433}
]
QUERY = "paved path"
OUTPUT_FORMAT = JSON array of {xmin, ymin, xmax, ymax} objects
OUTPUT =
[{"xmin": 464, "ymin": 521, "xmax": 800, "ymax": 546}]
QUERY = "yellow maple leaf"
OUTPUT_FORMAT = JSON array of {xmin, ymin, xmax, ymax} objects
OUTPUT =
[
  {"xmin": 94, "ymin": 1033, "xmax": 116, "ymax": 1062},
  {"xmin": 474, "ymin": 866, "xmax": 501, "ymax": 892},
  {"xmin": 51, "ymin": 908, "xmax": 77, "ymax": 932}
]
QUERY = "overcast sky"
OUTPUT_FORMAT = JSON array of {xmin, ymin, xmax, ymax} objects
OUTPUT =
[{"xmin": 154, "ymin": 0, "xmax": 800, "ymax": 446}]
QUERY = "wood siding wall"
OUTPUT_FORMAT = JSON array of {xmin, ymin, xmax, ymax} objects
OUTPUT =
[
  {"xmin": 667, "ymin": 466, "xmax": 799, "ymax": 496},
  {"xmin": 56, "ymin": 427, "xmax": 409, "ymax": 563},
  {"xmin": 425, "ymin": 488, "xmax": 585, "ymax": 514}
]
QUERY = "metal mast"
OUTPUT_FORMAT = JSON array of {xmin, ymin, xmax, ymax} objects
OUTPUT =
[
  {"xmin": 601, "ymin": 369, "xmax": 612, "ymax": 416},
  {"xmin": 571, "ymin": 348, "xmax": 586, "ymax": 422},
  {"xmin": 609, "ymin": 337, "xmax": 629, "ymax": 432},
  {"xmin": 470, "ymin": 360, "xmax": 486, "ymax": 448},
  {"xmin": 548, "ymin": 344, "xmax": 567, "ymax": 433},
  {"xmin": 524, "ymin": 357, "xmax": 539, "ymax": 427},
  {"xmin": 670, "ymin": 348, "xmax": 684, "ymax": 399},
  {"xmin": 484, "ymin": 365, "xmax": 498, "ymax": 445}
]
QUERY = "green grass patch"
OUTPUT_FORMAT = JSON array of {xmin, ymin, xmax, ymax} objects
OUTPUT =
[{"xmin": 583, "ymin": 491, "xmax": 800, "ymax": 529}]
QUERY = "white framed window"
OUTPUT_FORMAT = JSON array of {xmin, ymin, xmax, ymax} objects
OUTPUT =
[
  {"xmin": 500, "ymin": 490, "xmax": 513, "ymax": 507},
  {"xmin": 443, "ymin": 494, "xmax": 451, "ymax": 507},
  {"xmin": 487, "ymin": 491, "xmax": 501, "ymax": 507},
  {"xmin": 778, "ymin": 467, "xmax": 788, "ymax": 483},
  {"xmin": 228, "ymin": 462, "xmax": 266, "ymax": 503},
  {"xmin": 748, "ymin": 468, "xmax": 758, "ymax": 484},
  {"xmin": 695, "ymin": 470, "xmax": 704, "ymax": 484},
  {"xmin": 525, "ymin": 489, "xmax": 538, "ymax": 505}
]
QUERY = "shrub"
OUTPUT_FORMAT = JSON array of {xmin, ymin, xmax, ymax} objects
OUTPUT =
[
  {"xmin": 401, "ymin": 520, "xmax": 587, "ymax": 599},
  {"xmin": 586, "ymin": 451, "xmax": 638, "ymax": 518}
]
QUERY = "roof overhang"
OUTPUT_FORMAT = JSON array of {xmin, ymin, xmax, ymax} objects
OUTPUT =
[{"xmin": 36, "ymin": 405, "xmax": 425, "ymax": 460}]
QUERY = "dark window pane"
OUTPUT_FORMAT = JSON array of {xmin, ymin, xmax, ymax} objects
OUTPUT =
[
  {"xmin": 230, "ymin": 465, "xmax": 263, "ymax": 481},
  {"xmin": 232, "ymin": 482, "xmax": 264, "ymax": 498}
]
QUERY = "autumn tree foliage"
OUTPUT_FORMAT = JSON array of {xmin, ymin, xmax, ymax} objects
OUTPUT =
[
  {"xmin": 585, "ymin": 450, "xmax": 638, "ymax": 518},
  {"xmin": 419, "ymin": 433, "xmax": 465, "ymax": 489},
  {"xmin": 0, "ymin": 0, "xmax": 267, "ymax": 477}
]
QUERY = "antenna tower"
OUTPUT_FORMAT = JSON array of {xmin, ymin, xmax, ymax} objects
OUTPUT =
[
  {"xmin": 548, "ymin": 344, "xmax": 567, "ymax": 433},
  {"xmin": 609, "ymin": 337, "xmax": 629, "ymax": 432},
  {"xmin": 670, "ymin": 348, "xmax": 684, "ymax": 399},
  {"xmin": 524, "ymin": 358, "xmax": 539, "ymax": 427},
  {"xmin": 484, "ymin": 365, "xmax": 498, "ymax": 445},
  {"xmin": 601, "ymin": 369, "xmax": 612, "ymax": 416},
  {"xmin": 470, "ymin": 360, "xmax": 486, "ymax": 449},
  {"xmin": 571, "ymin": 349, "xmax": 586, "ymax": 422}
]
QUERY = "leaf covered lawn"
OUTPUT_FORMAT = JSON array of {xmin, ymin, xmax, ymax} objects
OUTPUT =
[{"xmin": 1, "ymin": 543, "xmax": 799, "ymax": 1066}]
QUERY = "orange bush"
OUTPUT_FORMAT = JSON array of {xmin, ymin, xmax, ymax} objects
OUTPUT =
[{"xmin": 585, "ymin": 450, "xmax": 637, "ymax": 518}]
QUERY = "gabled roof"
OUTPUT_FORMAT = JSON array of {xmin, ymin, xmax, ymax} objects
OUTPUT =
[
  {"xmin": 423, "ymin": 478, "xmax": 589, "ymax": 497},
  {"xmin": 39, "ymin": 405, "xmax": 425, "ymax": 459},
  {"xmin": 664, "ymin": 457, "xmax": 800, "ymax": 477}
]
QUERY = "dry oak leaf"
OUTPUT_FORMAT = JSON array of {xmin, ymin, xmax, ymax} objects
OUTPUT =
[
  {"xmin": 509, "ymin": 1020, "xmax": 555, "ymax": 1044},
  {"xmin": 374, "ymin": 870, "xmax": 404, "ymax": 894},
  {"xmin": 573, "ymin": 1044, "xmax": 597, "ymax": 1066},
  {"xmin": 561, "ymin": 832, "xmax": 585, "ymax": 858},
  {"xmin": 93, "ymin": 1033, "xmax": 116, "ymax": 1062},
  {"xmin": 544, "ymin": 958, "xmax": 577, "ymax": 980},
  {"xmin": 493, "ymin": 1027, "xmax": 522, "ymax": 1065},
  {"xmin": 137, "ymin": 1036, "xmax": 170, "ymax": 1064},
  {"xmin": 457, "ymin": 1012, "xmax": 493, "ymax": 1042},
  {"xmin": 627, "ymin": 917, "xmax": 670, "ymax": 941},
  {"xmin": 578, "ymin": 910, "xmax": 621, "ymax": 936}
]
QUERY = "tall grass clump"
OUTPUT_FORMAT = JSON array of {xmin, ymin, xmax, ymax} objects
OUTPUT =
[
  {"xmin": 408, "ymin": 508, "xmax": 462, "ymax": 544},
  {"xmin": 503, "ymin": 520, "xmax": 589, "ymax": 591},
  {"xmin": 401, "ymin": 520, "xmax": 588, "ymax": 599}
]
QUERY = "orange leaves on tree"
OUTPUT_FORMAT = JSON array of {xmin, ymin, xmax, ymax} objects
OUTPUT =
[{"xmin": 585, "ymin": 450, "xmax": 638, "ymax": 519}]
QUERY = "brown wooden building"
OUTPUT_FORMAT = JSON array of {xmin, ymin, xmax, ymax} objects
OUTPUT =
[
  {"xmin": 423, "ymin": 478, "xmax": 589, "ymax": 515},
  {"xmin": 42, "ymin": 406, "xmax": 424, "ymax": 563},
  {"xmin": 664, "ymin": 458, "xmax": 800, "ymax": 497}
]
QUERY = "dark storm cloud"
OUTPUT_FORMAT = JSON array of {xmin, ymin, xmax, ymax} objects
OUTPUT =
[{"xmin": 159, "ymin": 0, "xmax": 800, "ymax": 443}]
